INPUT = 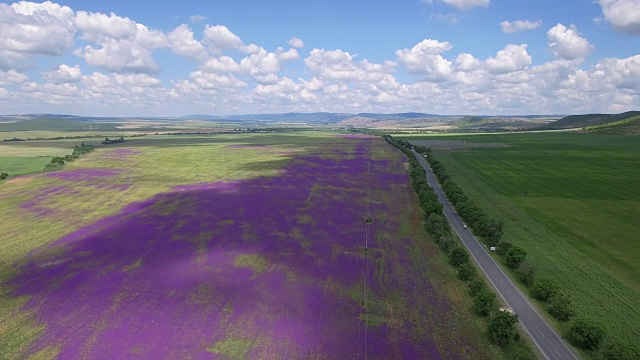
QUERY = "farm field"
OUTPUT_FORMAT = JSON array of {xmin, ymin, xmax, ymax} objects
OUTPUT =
[
  {"xmin": 400, "ymin": 132, "xmax": 640, "ymax": 346},
  {"xmin": 0, "ymin": 133, "xmax": 499, "ymax": 359}
]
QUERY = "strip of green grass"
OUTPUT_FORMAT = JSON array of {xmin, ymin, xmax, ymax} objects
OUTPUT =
[{"xmin": 400, "ymin": 132, "xmax": 640, "ymax": 346}]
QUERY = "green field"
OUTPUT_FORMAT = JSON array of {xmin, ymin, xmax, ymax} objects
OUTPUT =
[
  {"xmin": 401, "ymin": 132, "xmax": 640, "ymax": 346},
  {"xmin": 0, "ymin": 132, "xmax": 506, "ymax": 359}
]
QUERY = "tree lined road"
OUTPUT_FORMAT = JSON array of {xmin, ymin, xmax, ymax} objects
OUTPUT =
[{"xmin": 412, "ymin": 150, "xmax": 579, "ymax": 360}]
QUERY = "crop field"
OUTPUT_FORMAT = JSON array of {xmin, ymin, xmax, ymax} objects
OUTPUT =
[
  {"xmin": 0, "ymin": 131, "xmax": 132, "ymax": 141},
  {"xmin": 0, "ymin": 133, "xmax": 498, "ymax": 359},
  {"xmin": 400, "ymin": 132, "xmax": 640, "ymax": 346}
]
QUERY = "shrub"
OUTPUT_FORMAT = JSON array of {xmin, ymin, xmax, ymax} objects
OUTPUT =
[
  {"xmin": 468, "ymin": 278, "xmax": 486, "ymax": 296},
  {"xmin": 515, "ymin": 261, "xmax": 536, "ymax": 286},
  {"xmin": 505, "ymin": 246, "xmax": 527, "ymax": 269},
  {"xmin": 473, "ymin": 289, "xmax": 497, "ymax": 316},
  {"xmin": 511, "ymin": 348, "xmax": 536, "ymax": 360},
  {"xmin": 436, "ymin": 236, "xmax": 456, "ymax": 254},
  {"xmin": 532, "ymin": 278, "xmax": 558, "ymax": 302},
  {"xmin": 548, "ymin": 292, "xmax": 575, "ymax": 321},
  {"xmin": 0, "ymin": 172, "xmax": 8, "ymax": 180},
  {"xmin": 570, "ymin": 318, "xmax": 605, "ymax": 350},
  {"xmin": 487, "ymin": 311, "xmax": 519, "ymax": 348},
  {"xmin": 457, "ymin": 262, "xmax": 477, "ymax": 281},
  {"xmin": 495, "ymin": 241, "xmax": 513, "ymax": 256},
  {"xmin": 449, "ymin": 247, "xmax": 470, "ymax": 267}
]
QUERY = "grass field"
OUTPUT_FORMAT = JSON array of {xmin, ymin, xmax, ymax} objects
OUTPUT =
[
  {"xmin": 0, "ymin": 130, "xmax": 137, "ymax": 141},
  {"xmin": 401, "ymin": 132, "xmax": 640, "ymax": 346},
  {"xmin": 0, "ymin": 132, "xmax": 501, "ymax": 359}
]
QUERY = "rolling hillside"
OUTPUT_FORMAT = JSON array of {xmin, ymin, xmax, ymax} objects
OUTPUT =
[
  {"xmin": 586, "ymin": 115, "xmax": 640, "ymax": 134},
  {"xmin": 539, "ymin": 111, "xmax": 640, "ymax": 130},
  {"xmin": 0, "ymin": 118, "xmax": 117, "ymax": 132}
]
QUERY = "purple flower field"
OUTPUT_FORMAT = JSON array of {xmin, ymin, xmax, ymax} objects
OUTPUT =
[{"xmin": 9, "ymin": 137, "xmax": 485, "ymax": 359}]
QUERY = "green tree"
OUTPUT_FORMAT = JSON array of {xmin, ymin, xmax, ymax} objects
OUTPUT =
[
  {"xmin": 468, "ymin": 278, "xmax": 486, "ymax": 296},
  {"xmin": 515, "ymin": 261, "xmax": 536, "ymax": 286},
  {"xmin": 0, "ymin": 172, "xmax": 8, "ymax": 180},
  {"xmin": 505, "ymin": 246, "xmax": 527, "ymax": 268},
  {"xmin": 495, "ymin": 241, "xmax": 513, "ymax": 256},
  {"xmin": 487, "ymin": 311, "xmax": 519, "ymax": 348},
  {"xmin": 548, "ymin": 292, "xmax": 575, "ymax": 321},
  {"xmin": 457, "ymin": 262, "xmax": 476, "ymax": 281},
  {"xmin": 511, "ymin": 348, "xmax": 536, "ymax": 360},
  {"xmin": 570, "ymin": 318, "xmax": 605, "ymax": 350},
  {"xmin": 473, "ymin": 289, "xmax": 497, "ymax": 316},
  {"xmin": 449, "ymin": 247, "xmax": 469, "ymax": 267},
  {"xmin": 532, "ymin": 278, "xmax": 558, "ymax": 302}
]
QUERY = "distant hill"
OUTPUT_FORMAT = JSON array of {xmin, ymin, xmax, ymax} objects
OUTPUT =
[
  {"xmin": 0, "ymin": 118, "xmax": 117, "ymax": 132},
  {"xmin": 448, "ymin": 116, "xmax": 557, "ymax": 130},
  {"xmin": 585, "ymin": 115, "xmax": 640, "ymax": 135},
  {"xmin": 180, "ymin": 112, "xmax": 354, "ymax": 123},
  {"xmin": 538, "ymin": 111, "xmax": 640, "ymax": 130}
]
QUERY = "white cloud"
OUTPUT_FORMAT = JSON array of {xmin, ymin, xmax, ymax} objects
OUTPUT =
[
  {"xmin": 305, "ymin": 49, "xmax": 397, "ymax": 82},
  {"xmin": 455, "ymin": 53, "xmax": 481, "ymax": 71},
  {"xmin": 0, "ymin": 1, "xmax": 75, "ymax": 69},
  {"xmin": 501, "ymin": 20, "xmax": 542, "ymax": 33},
  {"xmin": 288, "ymin": 37, "xmax": 305, "ymax": 48},
  {"xmin": 203, "ymin": 25, "xmax": 257, "ymax": 54},
  {"xmin": 201, "ymin": 56, "xmax": 242, "ymax": 73},
  {"xmin": 1, "ymin": 2, "xmax": 639, "ymax": 117},
  {"xmin": 430, "ymin": 12, "xmax": 460, "ymax": 24},
  {"xmin": 75, "ymin": 20, "xmax": 168, "ymax": 74},
  {"xmin": 597, "ymin": 0, "xmax": 640, "ymax": 35},
  {"xmin": 43, "ymin": 64, "xmax": 82, "ymax": 83},
  {"xmin": 190, "ymin": 15, "xmax": 206, "ymax": 23},
  {"xmin": 168, "ymin": 24, "xmax": 208, "ymax": 61},
  {"xmin": 485, "ymin": 44, "xmax": 532, "ymax": 74},
  {"xmin": 422, "ymin": 0, "xmax": 490, "ymax": 11},
  {"xmin": 75, "ymin": 11, "xmax": 137, "ymax": 41},
  {"xmin": 396, "ymin": 39, "xmax": 453, "ymax": 81},
  {"xmin": 0, "ymin": 69, "xmax": 28, "ymax": 86},
  {"xmin": 547, "ymin": 24, "xmax": 593, "ymax": 60},
  {"xmin": 188, "ymin": 71, "xmax": 247, "ymax": 89}
]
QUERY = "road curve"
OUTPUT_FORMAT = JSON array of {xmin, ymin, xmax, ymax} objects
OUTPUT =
[{"xmin": 411, "ymin": 150, "xmax": 579, "ymax": 360}]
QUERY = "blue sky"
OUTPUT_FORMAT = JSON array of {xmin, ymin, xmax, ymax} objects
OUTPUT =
[{"xmin": 0, "ymin": 0, "xmax": 639, "ymax": 116}]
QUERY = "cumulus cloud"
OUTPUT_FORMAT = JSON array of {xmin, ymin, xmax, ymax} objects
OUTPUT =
[
  {"xmin": 547, "ymin": 24, "xmax": 593, "ymax": 60},
  {"xmin": 288, "ymin": 37, "xmax": 305, "ymax": 48},
  {"xmin": 75, "ymin": 11, "xmax": 137, "ymax": 41},
  {"xmin": 422, "ymin": 0, "xmax": 490, "ymax": 11},
  {"xmin": 201, "ymin": 56, "xmax": 242, "ymax": 73},
  {"xmin": 429, "ymin": 12, "xmax": 460, "ymax": 24},
  {"xmin": 2, "ymin": 1, "xmax": 640, "ymax": 116},
  {"xmin": 454, "ymin": 53, "xmax": 481, "ymax": 71},
  {"xmin": 396, "ymin": 39, "xmax": 453, "ymax": 81},
  {"xmin": 501, "ymin": 20, "xmax": 542, "ymax": 33},
  {"xmin": 72, "ymin": 10, "xmax": 169, "ymax": 74},
  {"xmin": 485, "ymin": 44, "xmax": 532, "ymax": 74},
  {"xmin": 188, "ymin": 71, "xmax": 247, "ymax": 89},
  {"xmin": 597, "ymin": 0, "xmax": 640, "ymax": 35},
  {"xmin": 305, "ymin": 49, "xmax": 397, "ymax": 83},
  {"xmin": 43, "ymin": 64, "xmax": 82, "ymax": 83},
  {"xmin": 203, "ymin": 25, "xmax": 258, "ymax": 54},
  {"xmin": 190, "ymin": 15, "xmax": 206, "ymax": 23},
  {"xmin": 168, "ymin": 24, "xmax": 208, "ymax": 61},
  {"xmin": 0, "ymin": 1, "xmax": 75, "ymax": 69},
  {"xmin": 0, "ymin": 69, "xmax": 28, "ymax": 86}
]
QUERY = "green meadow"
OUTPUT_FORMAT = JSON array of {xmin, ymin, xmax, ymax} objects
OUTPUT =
[
  {"xmin": 401, "ymin": 132, "xmax": 640, "ymax": 345},
  {"xmin": 1, "ymin": 132, "xmax": 505, "ymax": 359}
]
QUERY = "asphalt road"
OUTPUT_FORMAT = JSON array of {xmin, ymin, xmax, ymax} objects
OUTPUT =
[{"xmin": 412, "ymin": 150, "xmax": 579, "ymax": 360}]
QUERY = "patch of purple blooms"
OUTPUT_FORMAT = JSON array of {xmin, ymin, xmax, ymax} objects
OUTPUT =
[{"xmin": 11, "ymin": 138, "xmax": 474, "ymax": 358}]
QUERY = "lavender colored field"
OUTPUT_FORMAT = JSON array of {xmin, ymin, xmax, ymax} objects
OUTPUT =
[{"xmin": 4, "ymin": 135, "xmax": 494, "ymax": 359}]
